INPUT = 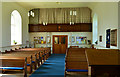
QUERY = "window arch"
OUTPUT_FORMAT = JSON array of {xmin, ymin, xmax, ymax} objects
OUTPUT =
[
  {"xmin": 92, "ymin": 13, "xmax": 98, "ymax": 44},
  {"xmin": 11, "ymin": 10, "xmax": 22, "ymax": 45}
]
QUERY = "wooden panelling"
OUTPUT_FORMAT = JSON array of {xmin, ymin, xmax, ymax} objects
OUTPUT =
[
  {"xmin": 29, "ymin": 23, "xmax": 92, "ymax": 32},
  {"xmin": 80, "ymin": 23, "xmax": 92, "ymax": 32},
  {"xmin": 86, "ymin": 49, "xmax": 120, "ymax": 76},
  {"xmin": 29, "ymin": 24, "xmax": 39, "ymax": 32},
  {"xmin": 53, "ymin": 35, "xmax": 68, "ymax": 54},
  {"xmin": 39, "ymin": 24, "xmax": 58, "ymax": 32},
  {"xmin": 58, "ymin": 24, "xmax": 70, "ymax": 32},
  {"xmin": 66, "ymin": 61, "xmax": 88, "ymax": 69},
  {"xmin": 72, "ymin": 25, "xmax": 81, "ymax": 32}
]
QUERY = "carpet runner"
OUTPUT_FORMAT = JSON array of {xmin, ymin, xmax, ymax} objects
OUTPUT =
[{"xmin": 29, "ymin": 54, "xmax": 65, "ymax": 77}]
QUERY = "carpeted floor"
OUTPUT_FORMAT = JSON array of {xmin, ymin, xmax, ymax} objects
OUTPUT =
[{"xmin": 29, "ymin": 54, "xmax": 65, "ymax": 77}]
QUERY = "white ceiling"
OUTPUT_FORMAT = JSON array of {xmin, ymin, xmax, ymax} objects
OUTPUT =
[
  {"xmin": 2, "ymin": 0, "xmax": 119, "ymax": 2},
  {"xmin": 2, "ymin": 0, "xmax": 119, "ymax": 10},
  {"xmin": 16, "ymin": 2, "xmax": 94, "ymax": 10}
]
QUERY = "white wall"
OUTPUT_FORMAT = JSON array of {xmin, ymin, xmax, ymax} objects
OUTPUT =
[
  {"xmin": 90, "ymin": 2, "xmax": 118, "ymax": 49},
  {"xmin": 0, "ymin": 1, "xmax": 2, "ymax": 47},
  {"xmin": 119, "ymin": 28, "xmax": 120, "ymax": 49},
  {"xmin": 29, "ymin": 2, "xmax": 119, "ymax": 49},
  {"xmin": 0, "ymin": 2, "xmax": 29, "ymax": 51},
  {"xmin": 51, "ymin": 32, "xmax": 92, "ymax": 46},
  {"xmin": 118, "ymin": 2, "xmax": 120, "ymax": 49},
  {"xmin": 29, "ymin": 32, "xmax": 92, "ymax": 49}
]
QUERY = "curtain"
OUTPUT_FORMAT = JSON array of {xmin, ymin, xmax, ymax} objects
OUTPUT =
[{"xmin": 39, "ymin": 7, "xmax": 91, "ymax": 24}]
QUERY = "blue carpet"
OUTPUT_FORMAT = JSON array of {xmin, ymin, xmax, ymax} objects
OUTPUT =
[{"xmin": 29, "ymin": 54, "xmax": 65, "ymax": 77}]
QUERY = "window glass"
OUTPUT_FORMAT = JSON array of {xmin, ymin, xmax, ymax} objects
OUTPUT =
[
  {"xmin": 11, "ymin": 10, "xmax": 22, "ymax": 45},
  {"xmin": 54, "ymin": 37, "xmax": 59, "ymax": 44},
  {"xmin": 61, "ymin": 37, "xmax": 66, "ymax": 44}
]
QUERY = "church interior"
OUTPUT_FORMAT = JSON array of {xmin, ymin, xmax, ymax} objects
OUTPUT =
[{"xmin": 0, "ymin": 1, "xmax": 120, "ymax": 77}]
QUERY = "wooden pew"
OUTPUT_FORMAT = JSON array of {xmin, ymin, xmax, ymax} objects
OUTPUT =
[
  {"xmin": 3, "ymin": 51, "xmax": 39, "ymax": 69},
  {"xmin": 0, "ymin": 56, "xmax": 27, "ymax": 77},
  {"xmin": 18, "ymin": 47, "xmax": 51, "ymax": 70},
  {"xmin": 3, "ymin": 47, "xmax": 51, "ymax": 71},
  {"xmin": 70, "ymin": 46, "xmax": 79, "ymax": 48},
  {"xmin": 13, "ymin": 49, "xmax": 46, "ymax": 65},
  {"xmin": 12, "ymin": 48, "xmax": 49, "ymax": 66},
  {"xmin": 86, "ymin": 49, "xmax": 120, "ymax": 77},
  {"xmin": 16, "ymin": 47, "xmax": 51, "ymax": 62},
  {"xmin": 1, "ymin": 54, "xmax": 33, "ymax": 74},
  {"xmin": 1, "ymin": 51, "xmax": 38, "ymax": 73},
  {"xmin": 0, "ymin": 47, "xmax": 51, "ymax": 75},
  {"xmin": 65, "ymin": 48, "xmax": 90, "ymax": 76}
]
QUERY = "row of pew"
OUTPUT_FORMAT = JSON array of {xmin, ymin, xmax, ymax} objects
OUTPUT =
[
  {"xmin": 0, "ymin": 47, "xmax": 51, "ymax": 77},
  {"xmin": 65, "ymin": 48, "xmax": 120, "ymax": 77}
]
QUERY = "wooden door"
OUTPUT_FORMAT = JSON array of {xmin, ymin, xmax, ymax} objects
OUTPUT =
[{"xmin": 53, "ymin": 35, "xmax": 68, "ymax": 54}]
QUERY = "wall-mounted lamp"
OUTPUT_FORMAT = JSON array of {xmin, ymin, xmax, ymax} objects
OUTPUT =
[
  {"xmin": 70, "ymin": 10, "xmax": 77, "ymax": 16},
  {"xmin": 28, "ymin": 11, "xmax": 34, "ymax": 17},
  {"xmin": 70, "ymin": 11, "xmax": 72, "ymax": 15},
  {"xmin": 73, "ymin": 11, "xmax": 77, "ymax": 15},
  {"xmin": 43, "ymin": 22, "xmax": 47, "ymax": 26},
  {"xmin": 70, "ymin": 22, "xmax": 74, "ymax": 25}
]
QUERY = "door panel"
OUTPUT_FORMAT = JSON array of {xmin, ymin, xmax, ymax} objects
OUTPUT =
[
  {"xmin": 53, "ymin": 35, "xmax": 68, "ymax": 54},
  {"xmin": 54, "ymin": 44, "xmax": 61, "ymax": 54},
  {"xmin": 61, "ymin": 44, "xmax": 66, "ymax": 54},
  {"xmin": 61, "ymin": 37, "xmax": 66, "ymax": 44}
]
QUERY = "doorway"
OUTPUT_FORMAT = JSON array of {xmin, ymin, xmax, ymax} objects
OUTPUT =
[{"xmin": 53, "ymin": 35, "xmax": 68, "ymax": 54}]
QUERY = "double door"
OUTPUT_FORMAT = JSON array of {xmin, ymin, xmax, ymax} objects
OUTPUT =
[{"xmin": 53, "ymin": 35, "xmax": 68, "ymax": 54}]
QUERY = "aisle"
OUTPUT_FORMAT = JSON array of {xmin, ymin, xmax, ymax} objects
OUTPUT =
[{"xmin": 29, "ymin": 54, "xmax": 65, "ymax": 77}]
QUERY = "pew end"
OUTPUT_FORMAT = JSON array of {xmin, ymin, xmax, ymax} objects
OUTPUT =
[{"xmin": 0, "ymin": 57, "xmax": 27, "ymax": 77}]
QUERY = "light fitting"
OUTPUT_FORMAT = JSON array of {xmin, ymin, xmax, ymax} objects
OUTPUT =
[
  {"xmin": 70, "ymin": 10, "xmax": 77, "ymax": 16},
  {"xmin": 28, "ymin": 11, "xmax": 34, "ymax": 17}
]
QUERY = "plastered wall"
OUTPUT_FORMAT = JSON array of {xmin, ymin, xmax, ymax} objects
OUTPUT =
[
  {"xmin": 90, "ymin": 2, "xmax": 118, "ymax": 49},
  {"xmin": 0, "ymin": 2, "xmax": 29, "ymax": 52}
]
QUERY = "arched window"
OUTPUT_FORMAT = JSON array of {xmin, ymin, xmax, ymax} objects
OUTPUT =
[
  {"xmin": 11, "ymin": 10, "xmax": 22, "ymax": 45},
  {"xmin": 92, "ymin": 14, "xmax": 98, "ymax": 44}
]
